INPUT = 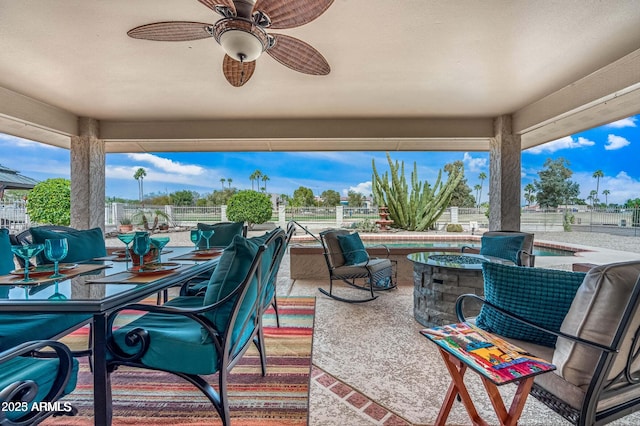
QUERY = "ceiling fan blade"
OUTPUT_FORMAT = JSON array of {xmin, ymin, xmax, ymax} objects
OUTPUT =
[
  {"xmin": 127, "ymin": 22, "xmax": 212, "ymax": 41},
  {"xmin": 198, "ymin": 0, "xmax": 236, "ymax": 16},
  {"xmin": 253, "ymin": 0, "xmax": 334, "ymax": 29},
  {"xmin": 267, "ymin": 34, "xmax": 330, "ymax": 75},
  {"xmin": 222, "ymin": 55, "xmax": 256, "ymax": 87}
]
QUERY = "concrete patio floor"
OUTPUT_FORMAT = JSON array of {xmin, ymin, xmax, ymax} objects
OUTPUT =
[{"xmin": 106, "ymin": 230, "xmax": 640, "ymax": 425}]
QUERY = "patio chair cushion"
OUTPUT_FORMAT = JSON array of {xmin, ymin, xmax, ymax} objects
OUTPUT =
[
  {"xmin": 110, "ymin": 310, "xmax": 220, "ymax": 375},
  {"xmin": 197, "ymin": 222, "xmax": 245, "ymax": 249},
  {"xmin": 337, "ymin": 232, "xmax": 369, "ymax": 265},
  {"xmin": 0, "ymin": 313, "xmax": 92, "ymax": 351},
  {"xmin": 476, "ymin": 262, "xmax": 586, "ymax": 347},
  {"xmin": 480, "ymin": 234, "xmax": 525, "ymax": 264},
  {"xmin": 202, "ymin": 235, "xmax": 260, "ymax": 346},
  {"xmin": 553, "ymin": 260, "xmax": 640, "ymax": 390},
  {"xmin": 30, "ymin": 226, "xmax": 106, "ymax": 263},
  {"xmin": 0, "ymin": 353, "xmax": 79, "ymax": 421},
  {"xmin": 0, "ymin": 228, "xmax": 14, "ymax": 275}
]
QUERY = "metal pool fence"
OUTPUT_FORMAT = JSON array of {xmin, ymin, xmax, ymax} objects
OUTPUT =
[{"xmin": 4, "ymin": 202, "xmax": 640, "ymax": 237}]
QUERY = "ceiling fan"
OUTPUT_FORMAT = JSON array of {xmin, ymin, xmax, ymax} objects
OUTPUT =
[{"xmin": 127, "ymin": 0, "xmax": 334, "ymax": 87}]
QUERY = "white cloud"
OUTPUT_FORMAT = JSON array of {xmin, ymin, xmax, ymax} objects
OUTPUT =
[
  {"xmin": 604, "ymin": 134, "xmax": 630, "ymax": 151},
  {"xmin": 0, "ymin": 134, "xmax": 58, "ymax": 149},
  {"xmin": 573, "ymin": 171, "xmax": 640, "ymax": 205},
  {"xmin": 463, "ymin": 152, "xmax": 487, "ymax": 173},
  {"xmin": 127, "ymin": 153, "xmax": 204, "ymax": 175},
  {"xmin": 605, "ymin": 117, "xmax": 637, "ymax": 128},
  {"xmin": 526, "ymin": 136, "xmax": 595, "ymax": 154},
  {"xmin": 342, "ymin": 181, "xmax": 372, "ymax": 196}
]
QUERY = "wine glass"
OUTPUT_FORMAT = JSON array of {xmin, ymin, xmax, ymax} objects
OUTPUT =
[
  {"xmin": 190, "ymin": 229, "xmax": 202, "ymax": 250},
  {"xmin": 10, "ymin": 244, "xmax": 45, "ymax": 283},
  {"xmin": 117, "ymin": 232, "xmax": 135, "ymax": 261},
  {"xmin": 132, "ymin": 232, "xmax": 151, "ymax": 270},
  {"xmin": 44, "ymin": 238, "xmax": 68, "ymax": 278},
  {"xmin": 150, "ymin": 236, "xmax": 170, "ymax": 263},
  {"xmin": 200, "ymin": 230, "xmax": 214, "ymax": 250}
]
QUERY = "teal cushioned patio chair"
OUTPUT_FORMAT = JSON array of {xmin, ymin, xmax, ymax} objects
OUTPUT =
[
  {"xmin": 259, "ymin": 222, "xmax": 296, "ymax": 328},
  {"xmin": 0, "ymin": 340, "xmax": 79, "ymax": 425},
  {"xmin": 106, "ymin": 233, "xmax": 274, "ymax": 426},
  {"xmin": 0, "ymin": 228, "xmax": 92, "ymax": 353},
  {"xmin": 319, "ymin": 229, "xmax": 396, "ymax": 303},
  {"xmin": 461, "ymin": 230, "xmax": 535, "ymax": 266},
  {"xmin": 180, "ymin": 221, "xmax": 248, "ymax": 297}
]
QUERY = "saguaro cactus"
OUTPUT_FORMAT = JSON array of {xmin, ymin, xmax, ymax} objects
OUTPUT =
[{"xmin": 372, "ymin": 153, "xmax": 463, "ymax": 231}]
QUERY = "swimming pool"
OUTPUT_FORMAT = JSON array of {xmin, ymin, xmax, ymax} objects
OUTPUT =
[{"xmin": 292, "ymin": 238, "xmax": 578, "ymax": 257}]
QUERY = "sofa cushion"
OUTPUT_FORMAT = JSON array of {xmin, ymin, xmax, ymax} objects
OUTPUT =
[
  {"xmin": 553, "ymin": 260, "xmax": 640, "ymax": 390},
  {"xmin": 476, "ymin": 262, "xmax": 586, "ymax": 347},
  {"xmin": 0, "ymin": 228, "xmax": 14, "ymax": 275},
  {"xmin": 337, "ymin": 232, "xmax": 369, "ymax": 265},
  {"xmin": 30, "ymin": 226, "xmax": 106, "ymax": 263},
  {"xmin": 480, "ymin": 234, "xmax": 525, "ymax": 264},
  {"xmin": 197, "ymin": 222, "xmax": 244, "ymax": 249}
]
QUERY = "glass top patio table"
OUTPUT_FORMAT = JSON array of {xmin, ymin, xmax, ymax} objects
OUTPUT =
[
  {"xmin": 0, "ymin": 246, "xmax": 217, "ymax": 312},
  {"xmin": 0, "ymin": 245, "xmax": 220, "ymax": 426}
]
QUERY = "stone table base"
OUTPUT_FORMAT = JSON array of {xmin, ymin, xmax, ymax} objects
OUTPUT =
[{"xmin": 412, "ymin": 261, "xmax": 484, "ymax": 327}]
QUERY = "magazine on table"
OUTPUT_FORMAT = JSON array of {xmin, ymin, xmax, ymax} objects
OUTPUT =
[{"xmin": 421, "ymin": 322, "xmax": 556, "ymax": 385}]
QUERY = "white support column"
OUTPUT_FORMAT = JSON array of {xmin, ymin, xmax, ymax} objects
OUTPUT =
[
  {"xmin": 336, "ymin": 205, "xmax": 344, "ymax": 227},
  {"xmin": 278, "ymin": 205, "xmax": 286, "ymax": 228},
  {"xmin": 221, "ymin": 205, "xmax": 227, "ymax": 222},
  {"xmin": 489, "ymin": 115, "xmax": 521, "ymax": 231},
  {"xmin": 70, "ymin": 117, "xmax": 105, "ymax": 231}
]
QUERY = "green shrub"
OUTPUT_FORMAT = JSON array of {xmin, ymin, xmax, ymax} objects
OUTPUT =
[
  {"xmin": 446, "ymin": 223, "xmax": 464, "ymax": 232},
  {"xmin": 26, "ymin": 178, "xmax": 71, "ymax": 225},
  {"xmin": 227, "ymin": 190, "xmax": 272, "ymax": 229}
]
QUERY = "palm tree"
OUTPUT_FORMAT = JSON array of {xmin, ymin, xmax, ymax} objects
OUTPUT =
[
  {"xmin": 249, "ymin": 170, "xmax": 262, "ymax": 191},
  {"xmin": 592, "ymin": 170, "xmax": 604, "ymax": 205},
  {"xmin": 473, "ymin": 184, "xmax": 481, "ymax": 207},
  {"xmin": 220, "ymin": 178, "xmax": 226, "ymax": 189},
  {"xmin": 524, "ymin": 183, "xmax": 536, "ymax": 207},
  {"xmin": 478, "ymin": 172, "xmax": 487, "ymax": 206},
  {"xmin": 227, "ymin": 178, "xmax": 233, "ymax": 188},
  {"xmin": 133, "ymin": 168, "xmax": 147, "ymax": 202},
  {"xmin": 261, "ymin": 175, "xmax": 270, "ymax": 193},
  {"xmin": 602, "ymin": 189, "xmax": 610, "ymax": 206},
  {"xmin": 589, "ymin": 190, "xmax": 598, "ymax": 208}
]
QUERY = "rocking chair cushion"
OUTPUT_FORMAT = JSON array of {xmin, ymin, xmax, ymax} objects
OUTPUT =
[{"xmin": 337, "ymin": 232, "xmax": 369, "ymax": 265}]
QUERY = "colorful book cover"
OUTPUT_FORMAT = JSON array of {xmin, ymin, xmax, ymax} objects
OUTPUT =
[{"xmin": 421, "ymin": 322, "xmax": 556, "ymax": 385}]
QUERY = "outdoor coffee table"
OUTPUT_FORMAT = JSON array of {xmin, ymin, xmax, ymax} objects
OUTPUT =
[{"xmin": 421, "ymin": 322, "xmax": 556, "ymax": 426}]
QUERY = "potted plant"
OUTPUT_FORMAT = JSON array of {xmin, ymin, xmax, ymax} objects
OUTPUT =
[{"xmin": 118, "ymin": 217, "xmax": 134, "ymax": 232}]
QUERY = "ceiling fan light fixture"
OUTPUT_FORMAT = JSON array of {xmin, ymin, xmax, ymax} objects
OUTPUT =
[{"xmin": 212, "ymin": 18, "xmax": 270, "ymax": 62}]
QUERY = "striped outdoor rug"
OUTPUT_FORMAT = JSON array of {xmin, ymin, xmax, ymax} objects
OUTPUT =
[{"xmin": 44, "ymin": 296, "xmax": 315, "ymax": 425}]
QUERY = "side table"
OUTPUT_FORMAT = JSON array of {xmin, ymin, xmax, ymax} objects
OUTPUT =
[{"xmin": 421, "ymin": 322, "xmax": 555, "ymax": 426}]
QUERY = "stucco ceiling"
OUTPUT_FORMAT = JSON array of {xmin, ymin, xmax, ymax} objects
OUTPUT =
[{"xmin": 0, "ymin": 0, "xmax": 639, "ymax": 152}]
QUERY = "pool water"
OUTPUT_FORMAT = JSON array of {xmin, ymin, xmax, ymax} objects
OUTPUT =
[
  {"xmin": 360, "ymin": 241, "xmax": 575, "ymax": 257},
  {"xmin": 295, "ymin": 240, "xmax": 576, "ymax": 257}
]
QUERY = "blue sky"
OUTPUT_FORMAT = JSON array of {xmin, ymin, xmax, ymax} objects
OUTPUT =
[{"xmin": 0, "ymin": 115, "xmax": 638, "ymax": 205}]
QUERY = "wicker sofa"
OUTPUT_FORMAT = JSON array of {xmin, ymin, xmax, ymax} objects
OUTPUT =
[{"xmin": 457, "ymin": 260, "xmax": 640, "ymax": 425}]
